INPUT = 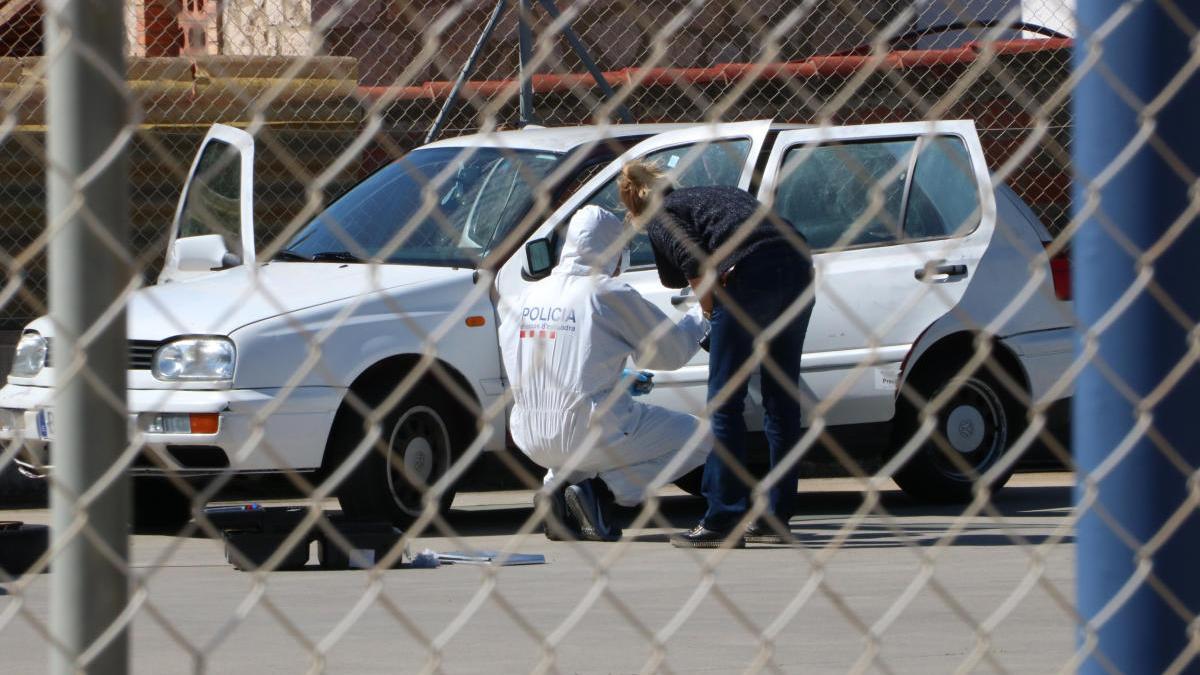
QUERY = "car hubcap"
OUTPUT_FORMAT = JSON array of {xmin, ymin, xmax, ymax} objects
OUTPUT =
[
  {"xmin": 404, "ymin": 437, "xmax": 435, "ymax": 483},
  {"xmin": 385, "ymin": 406, "xmax": 450, "ymax": 515},
  {"xmin": 946, "ymin": 405, "xmax": 986, "ymax": 453},
  {"xmin": 931, "ymin": 378, "xmax": 1006, "ymax": 481}
]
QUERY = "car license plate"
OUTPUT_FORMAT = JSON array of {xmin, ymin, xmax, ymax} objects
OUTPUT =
[{"xmin": 36, "ymin": 409, "xmax": 53, "ymax": 441}]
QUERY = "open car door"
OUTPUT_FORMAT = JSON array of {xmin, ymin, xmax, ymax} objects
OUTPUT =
[
  {"xmin": 497, "ymin": 120, "xmax": 774, "ymax": 417},
  {"xmin": 158, "ymin": 124, "xmax": 256, "ymax": 283}
]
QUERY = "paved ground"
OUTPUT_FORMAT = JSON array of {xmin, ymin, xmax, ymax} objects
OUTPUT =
[{"xmin": 1, "ymin": 472, "xmax": 1076, "ymax": 673}]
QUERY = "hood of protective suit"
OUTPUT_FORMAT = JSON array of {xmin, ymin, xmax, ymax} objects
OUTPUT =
[{"xmin": 558, "ymin": 205, "xmax": 627, "ymax": 276}]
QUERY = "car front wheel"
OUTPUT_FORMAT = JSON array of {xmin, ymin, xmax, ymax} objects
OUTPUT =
[{"xmin": 333, "ymin": 389, "xmax": 460, "ymax": 528}]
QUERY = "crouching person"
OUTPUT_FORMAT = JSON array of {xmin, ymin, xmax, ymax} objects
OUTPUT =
[{"xmin": 499, "ymin": 206, "xmax": 710, "ymax": 541}]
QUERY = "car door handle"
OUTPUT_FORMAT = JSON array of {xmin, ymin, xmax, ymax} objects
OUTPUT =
[
  {"xmin": 914, "ymin": 262, "xmax": 968, "ymax": 281},
  {"xmin": 670, "ymin": 290, "xmax": 696, "ymax": 307}
]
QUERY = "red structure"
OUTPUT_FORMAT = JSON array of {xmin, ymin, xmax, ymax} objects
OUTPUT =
[
  {"xmin": 0, "ymin": 0, "xmax": 202, "ymax": 57},
  {"xmin": 142, "ymin": 0, "xmax": 185, "ymax": 56},
  {"xmin": 177, "ymin": 0, "xmax": 217, "ymax": 56}
]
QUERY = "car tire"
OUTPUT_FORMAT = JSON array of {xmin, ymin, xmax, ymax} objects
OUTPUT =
[
  {"xmin": 332, "ymin": 387, "xmax": 461, "ymax": 529},
  {"xmin": 132, "ymin": 478, "xmax": 197, "ymax": 532},
  {"xmin": 891, "ymin": 364, "xmax": 1024, "ymax": 503}
]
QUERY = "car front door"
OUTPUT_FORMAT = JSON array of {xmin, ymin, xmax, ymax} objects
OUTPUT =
[
  {"xmin": 758, "ymin": 120, "xmax": 994, "ymax": 426},
  {"xmin": 496, "ymin": 120, "xmax": 773, "ymax": 417},
  {"xmin": 159, "ymin": 124, "xmax": 256, "ymax": 283}
]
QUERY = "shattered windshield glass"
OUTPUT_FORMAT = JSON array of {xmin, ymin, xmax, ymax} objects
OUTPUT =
[{"xmin": 282, "ymin": 147, "xmax": 561, "ymax": 267}]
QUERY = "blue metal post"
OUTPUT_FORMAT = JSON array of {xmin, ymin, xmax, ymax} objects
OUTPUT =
[{"xmin": 1074, "ymin": 3, "xmax": 1200, "ymax": 674}]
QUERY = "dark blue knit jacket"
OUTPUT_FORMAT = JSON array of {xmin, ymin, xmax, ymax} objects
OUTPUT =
[{"xmin": 645, "ymin": 185, "xmax": 806, "ymax": 289}]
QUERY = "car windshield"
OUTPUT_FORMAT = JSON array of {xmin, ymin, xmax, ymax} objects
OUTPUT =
[{"xmin": 281, "ymin": 147, "xmax": 561, "ymax": 267}]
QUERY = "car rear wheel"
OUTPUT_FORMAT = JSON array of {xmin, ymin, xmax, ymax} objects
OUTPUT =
[
  {"xmin": 892, "ymin": 365, "xmax": 1023, "ymax": 503},
  {"xmin": 332, "ymin": 387, "xmax": 461, "ymax": 529}
]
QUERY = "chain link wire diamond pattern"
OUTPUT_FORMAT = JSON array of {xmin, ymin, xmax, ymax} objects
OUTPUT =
[{"xmin": 3, "ymin": 0, "xmax": 1195, "ymax": 672}]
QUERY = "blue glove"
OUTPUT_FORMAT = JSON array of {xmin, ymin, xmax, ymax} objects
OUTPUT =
[{"xmin": 621, "ymin": 368, "xmax": 654, "ymax": 396}]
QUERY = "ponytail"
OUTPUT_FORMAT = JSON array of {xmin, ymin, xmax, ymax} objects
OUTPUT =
[{"xmin": 618, "ymin": 159, "xmax": 668, "ymax": 217}]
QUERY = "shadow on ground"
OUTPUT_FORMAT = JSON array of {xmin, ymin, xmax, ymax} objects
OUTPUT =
[
  {"xmin": 53, "ymin": 481, "xmax": 1074, "ymax": 549},
  {"xmin": 438, "ymin": 483, "xmax": 1074, "ymax": 547}
]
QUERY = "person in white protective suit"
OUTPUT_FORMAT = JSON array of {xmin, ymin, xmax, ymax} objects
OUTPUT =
[{"xmin": 499, "ymin": 205, "xmax": 710, "ymax": 541}]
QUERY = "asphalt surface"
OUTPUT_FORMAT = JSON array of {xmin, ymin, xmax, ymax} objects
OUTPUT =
[{"xmin": 1, "ymin": 472, "xmax": 1077, "ymax": 673}]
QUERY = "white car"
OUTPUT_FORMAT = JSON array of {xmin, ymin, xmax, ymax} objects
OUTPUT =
[{"xmin": 0, "ymin": 119, "xmax": 1073, "ymax": 525}]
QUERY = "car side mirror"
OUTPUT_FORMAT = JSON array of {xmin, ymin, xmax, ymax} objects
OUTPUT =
[
  {"xmin": 524, "ymin": 237, "xmax": 554, "ymax": 280},
  {"xmin": 172, "ymin": 234, "xmax": 241, "ymax": 273}
]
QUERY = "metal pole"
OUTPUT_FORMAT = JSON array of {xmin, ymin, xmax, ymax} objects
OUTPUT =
[
  {"xmin": 425, "ymin": 0, "xmax": 509, "ymax": 144},
  {"xmin": 1073, "ymin": 3, "xmax": 1200, "ymax": 674},
  {"xmin": 44, "ymin": 0, "xmax": 130, "ymax": 672},
  {"xmin": 517, "ymin": 0, "xmax": 538, "ymax": 126},
  {"xmin": 536, "ymin": 0, "xmax": 634, "ymax": 124}
]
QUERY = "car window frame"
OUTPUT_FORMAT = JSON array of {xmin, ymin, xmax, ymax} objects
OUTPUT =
[
  {"xmin": 899, "ymin": 133, "xmax": 983, "ymax": 242},
  {"xmin": 560, "ymin": 135, "xmax": 755, "ymax": 271}
]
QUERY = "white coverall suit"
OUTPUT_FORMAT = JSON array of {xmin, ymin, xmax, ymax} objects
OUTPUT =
[{"xmin": 499, "ymin": 206, "xmax": 711, "ymax": 506}]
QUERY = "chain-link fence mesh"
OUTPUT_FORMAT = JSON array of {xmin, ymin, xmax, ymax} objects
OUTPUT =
[
  {"xmin": 0, "ymin": 0, "xmax": 1076, "ymax": 332},
  {"xmin": 2, "ymin": 0, "xmax": 1196, "ymax": 671}
]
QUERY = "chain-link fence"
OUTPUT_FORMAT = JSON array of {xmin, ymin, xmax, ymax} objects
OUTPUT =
[
  {"xmin": 2, "ymin": 0, "xmax": 1198, "ymax": 672},
  {"xmin": 0, "ymin": 0, "xmax": 1076, "ymax": 332}
]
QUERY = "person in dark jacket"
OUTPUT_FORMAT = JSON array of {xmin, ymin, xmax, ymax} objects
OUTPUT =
[{"xmin": 618, "ymin": 159, "xmax": 814, "ymax": 548}]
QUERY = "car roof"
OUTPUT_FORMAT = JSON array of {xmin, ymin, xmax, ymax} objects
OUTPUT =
[
  {"xmin": 422, "ymin": 122, "xmax": 806, "ymax": 153},
  {"xmin": 422, "ymin": 124, "xmax": 694, "ymax": 153}
]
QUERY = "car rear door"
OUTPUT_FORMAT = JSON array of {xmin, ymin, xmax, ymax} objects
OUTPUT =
[
  {"xmin": 759, "ymin": 120, "xmax": 994, "ymax": 426},
  {"xmin": 158, "ymin": 124, "xmax": 256, "ymax": 283}
]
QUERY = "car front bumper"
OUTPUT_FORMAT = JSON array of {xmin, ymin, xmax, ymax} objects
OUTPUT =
[{"xmin": 0, "ymin": 383, "xmax": 344, "ymax": 476}]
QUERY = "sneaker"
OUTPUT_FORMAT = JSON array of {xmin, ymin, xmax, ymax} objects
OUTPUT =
[
  {"xmin": 742, "ymin": 520, "xmax": 794, "ymax": 545},
  {"xmin": 564, "ymin": 479, "xmax": 621, "ymax": 542},
  {"xmin": 534, "ymin": 485, "xmax": 578, "ymax": 541},
  {"xmin": 670, "ymin": 524, "xmax": 745, "ymax": 549}
]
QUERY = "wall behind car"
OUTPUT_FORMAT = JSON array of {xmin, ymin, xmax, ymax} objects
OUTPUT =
[{"xmin": 0, "ymin": 42, "xmax": 1070, "ymax": 333}]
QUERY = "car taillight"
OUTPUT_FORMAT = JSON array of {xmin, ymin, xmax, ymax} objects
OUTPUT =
[{"xmin": 1045, "ymin": 244, "xmax": 1071, "ymax": 301}]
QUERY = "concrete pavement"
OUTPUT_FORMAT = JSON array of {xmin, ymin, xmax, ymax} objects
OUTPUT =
[{"xmin": 0, "ymin": 473, "xmax": 1077, "ymax": 673}]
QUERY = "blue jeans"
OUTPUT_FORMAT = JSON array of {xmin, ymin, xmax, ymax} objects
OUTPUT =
[{"xmin": 701, "ymin": 248, "xmax": 813, "ymax": 532}]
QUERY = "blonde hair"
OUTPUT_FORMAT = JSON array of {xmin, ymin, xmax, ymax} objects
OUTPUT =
[{"xmin": 618, "ymin": 159, "xmax": 668, "ymax": 217}]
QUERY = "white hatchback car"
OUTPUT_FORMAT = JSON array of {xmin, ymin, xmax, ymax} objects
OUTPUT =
[{"xmin": 0, "ymin": 119, "xmax": 1073, "ymax": 525}]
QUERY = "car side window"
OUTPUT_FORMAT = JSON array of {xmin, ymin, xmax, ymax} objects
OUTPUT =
[
  {"xmin": 772, "ymin": 135, "xmax": 980, "ymax": 251},
  {"xmin": 575, "ymin": 139, "xmax": 752, "ymax": 267},
  {"xmin": 773, "ymin": 140, "xmax": 913, "ymax": 251},
  {"xmin": 557, "ymin": 161, "xmax": 609, "ymax": 204},
  {"xmin": 904, "ymin": 136, "xmax": 980, "ymax": 239},
  {"xmin": 179, "ymin": 139, "xmax": 242, "ymax": 255}
]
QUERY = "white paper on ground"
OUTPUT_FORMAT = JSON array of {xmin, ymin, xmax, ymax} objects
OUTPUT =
[{"xmin": 436, "ymin": 551, "xmax": 546, "ymax": 566}]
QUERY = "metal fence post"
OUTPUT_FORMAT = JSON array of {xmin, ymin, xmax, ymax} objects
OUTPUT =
[
  {"xmin": 44, "ymin": 0, "xmax": 131, "ymax": 672},
  {"xmin": 517, "ymin": 0, "xmax": 538, "ymax": 126},
  {"xmin": 1074, "ymin": 2, "xmax": 1200, "ymax": 673},
  {"xmin": 424, "ymin": 0, "xmax": 509, "ymax": 144}
]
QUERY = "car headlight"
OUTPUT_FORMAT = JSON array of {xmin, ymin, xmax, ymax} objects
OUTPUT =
[
  {"xmin": 152, "ymin": 337, "xmax": 235, "ymax": 381},
  {"xmin": 11, "ymin": 331, "xmax": 48, "ymax": 377}
]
